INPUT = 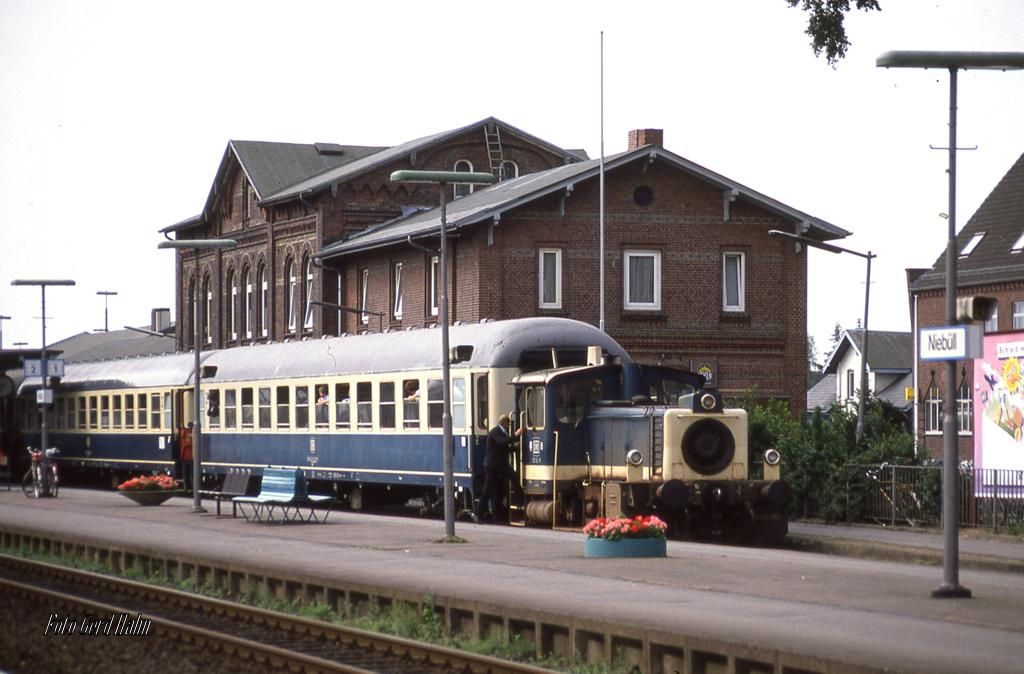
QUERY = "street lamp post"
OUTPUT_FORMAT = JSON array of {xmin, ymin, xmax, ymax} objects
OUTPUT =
[
  {"xmin": 389, "ymin": 169, "xmax": 495, "ymax": 540},
  {"xmin": 878, "ymin": 50, "xmax": 1024, "ymax": 599},
  {"xmin": 11, "ymin": 279, "xmax": 76, "ymax": 474},
  {"xmin": 769, "ymin": 230, "xmax": 875, "ymax": 442},
  {"xmin": 97, "ymin": 291, "xmax": 117, "ymax": 332},
  {"xmin": 158, "ymin": 238, "xmax": 237, "ymax": 512}
]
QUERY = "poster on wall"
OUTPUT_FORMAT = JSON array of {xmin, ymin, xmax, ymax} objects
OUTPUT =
[{"xmin": 974, "ymin": 334, "xmax": 1024, "ymax": 480}]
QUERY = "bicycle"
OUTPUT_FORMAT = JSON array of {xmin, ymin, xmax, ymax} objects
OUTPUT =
[{"xmin": 22, "ymin": 447, "xmax": 59, "ymax": 498}]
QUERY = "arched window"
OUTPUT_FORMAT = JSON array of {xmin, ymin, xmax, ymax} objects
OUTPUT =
[
  {"xmin": 186, "ymin": 278, "xmax": 196, "ymax": 349},
  {"xmin": 500, "ymin": 160, "xmax": 518, "ymax": 181},
  {"xmin": 453, "ymin": 159, "xmax": 473, "ymax": 198},
  {"xmin": 202, "ymin": 274, "xmax": 212, "ymax": 345},
  {"xmin": 257, "ymin": 264, "xmax": 268, "ymax": 338},
  {"xmin": 227, "ymin": 269, "xmax": 238, "ymax": 340},
  {"xmin": 242, "ymin": 267, "xmax": 253, "ymax": 339},
  {"xmin": 303, "ymin": 257, "xmax": 314, "ymax": 330},
  {"xmin": 286, "ymin": 259, "xmax": 296, "ymax": 333}
]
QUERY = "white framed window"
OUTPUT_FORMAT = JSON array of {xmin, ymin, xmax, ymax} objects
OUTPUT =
[
  {"xmin": 392, "ymin": 263, "xmax": 403, "ymax": 320},
  {"xmin": 957, "ymin": 379, "xmax": 972, "ymax": 435},
  {"xmin": 1014, "ymin": 301, "xmax": 1024, "ymax": 330},
  {"xmin": 623, "ymin": 250, "xmax": 661, "ymax": 311},
  {"xmin": 538, "ymin": 248, "xmax": 562, "ymax": 309},
  {"xmin": 453, "ymin": 159, "xmax": 473, "ymax": 198},
  {"xmin": 286, "ymin": 259, "xmax": 296, "ymax": 332},
  {"xmin": 723, "ymin": 251, "xmax": 745, "ymax": 312},
  {"xmin": 359, "ymin": 268, "xmax": 370, "ymax": 325},
  {"xmin": 846, "ymin": 369, "xmax": 855, "ymax": 400},
  {"xmin": 243, "ymin": 269, "xmax": 253, "ymax": 339},
  {"xmin": 500, "ymin": 160, "xmax": 519, "ymax": 181},
  {"xmin": 925, "ymin": 386, "xmax": 942, "ymax": 434},
  {"xmin": 429, "ymin": 255, "xmax": 440, "ymax": 317},
  {"xmin": 228, "ymin": 270, "xmax": 238, "ymax": 340},
  {"xmin": 303, "ymin": 258, "xmax": 314, "ymax": 330},
  {"xmin": 985, "ymin": 306, "xmax": 999, "ymax": 333},
  {"xmin": 258, "ymin": 265, "xmax": 269, "ymax": 337},
  {"xmin": 203, "ymin": 276, "xmax": 212, "ymax": 344}
]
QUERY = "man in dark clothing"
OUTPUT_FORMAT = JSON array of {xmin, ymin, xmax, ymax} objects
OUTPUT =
[{"xmin": 473, "ymin": 414, "xmax": 521, "ymax": 523}]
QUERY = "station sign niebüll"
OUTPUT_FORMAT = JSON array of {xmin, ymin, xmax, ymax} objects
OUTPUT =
[{"xmin": 919, "ymin": 325, "xmax": 983, "ymax": 361}]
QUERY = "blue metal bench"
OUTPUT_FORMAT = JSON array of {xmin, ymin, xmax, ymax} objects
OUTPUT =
[{"xmin": 232, "ymin": 467, "xmax": 334, "ymax": 523}]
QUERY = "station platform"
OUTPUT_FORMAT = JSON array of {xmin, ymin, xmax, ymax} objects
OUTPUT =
[{"xmin": 1, "ymin": 487, "xmax": 1022, "ymax": 673}]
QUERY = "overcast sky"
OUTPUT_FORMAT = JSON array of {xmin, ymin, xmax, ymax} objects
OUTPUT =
[{"xmin": 2, "ymin": 0, "xmax": 1023, "ymax": 365}]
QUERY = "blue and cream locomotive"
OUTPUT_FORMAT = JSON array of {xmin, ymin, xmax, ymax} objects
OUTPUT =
[{"xmin": 12, "ymin": 317, "xmax": 789, "ymax": 543}]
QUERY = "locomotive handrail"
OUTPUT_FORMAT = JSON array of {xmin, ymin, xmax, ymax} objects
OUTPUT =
[{"xmin": 552, "ymin": 430, "xmax": 559, "ymax": 529}]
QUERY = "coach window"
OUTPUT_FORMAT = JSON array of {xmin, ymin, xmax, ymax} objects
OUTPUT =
[
  {"xmin": 56, "ymin": 399, "xmax": 65, "ymax": 430},
  {"xmin": 335, "ymin": 383, "xmax": 351, "ymax": 430},
  {"xmin": 295, "ymin": 385, "xmax": 310, "ymax": 430},
  {"xmin": 241, "ymin": 388, "xmax": 254, "ymax": 429},
  {"xmin": 137, "ymin": 394, "xmax": 147, "ymax": 429},
  {"xmin": 276, "ymin": 386, "xmax": 290, "ymax": 429},
  {"xmin": 402, "ymin": 379, "xmax": 420, "ymax": 429},
  {"xmin": 475, "ymin": 375, "xmax": 489, "ymax": 432},
  {"xmin": 208, "ymin": 390, "xmax": 220, "ymax": 430},
  {"xmin": 452, "ymin": 379, "xmax": 466, "ymax": 429},
  {"xmin": 315, "ymin": 384, "xmax": 330, "ymax": 428},
  {"xmin": 427, "ymin": 379, "xmax": 444, "ymax": 429},
  {"xmin": 356, "ymin": 382, "xmax": 373, "ymax": 429},
  {"xmin": 379, "ymin": 382, "xmax": 396, "ymax": 430},
  {"xmin": 258, "ymin": 388, "xmax": 271, "ymax": 429},
  {"xmin": 163, "ymin": 392, "xmax": 172, "ymax": 430},
  {"xmin": 149, "ymin": 393, "xmax": 160, "ymax": 430},
  {"xmin": 101, "ymin": 395, "xmax": 110, "ymax": 429},
  {"xmin": 88, "ymin": 396, "xmax": 97, "ymax": 429},
  {"xmin": 224, "ymin": 389, "xmax": 237, "ymax": 429},
  {"xmin": 113, "ymin": 395, "xmax": 122, "ymax": 429},
  {"xmin": 76, "ymin": 398, "xmax": 86, "ymax": 429},
  {"xmin": 125, "ymin": 395, "xmax": 134, "ymax": 428}
]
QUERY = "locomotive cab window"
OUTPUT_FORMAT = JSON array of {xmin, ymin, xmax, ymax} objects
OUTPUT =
[
  {"xmin": 521, "ymin": 385, "xmax": 546, "ymax": 430},
  {"xmin": 555, "ymin": 378, "xmax": 603, "ymax": 425}
]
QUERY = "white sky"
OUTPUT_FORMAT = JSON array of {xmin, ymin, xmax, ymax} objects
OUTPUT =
[{"xmin": 2, "ymin": 0, "xmax": 1023, "ymax": 365}]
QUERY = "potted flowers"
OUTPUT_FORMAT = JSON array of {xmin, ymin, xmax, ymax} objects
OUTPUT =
[
  {"xmin": 583, "ymin": 514, "xmax": 668, "ymax": 558},
  {"xmin": 117, "ymin": 473, "xmax": 183, "ymax": 506}
]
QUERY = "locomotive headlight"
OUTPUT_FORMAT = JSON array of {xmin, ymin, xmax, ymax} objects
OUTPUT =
[
  {"xmin": 625, "ymin": 449, "xmax": 644, "ymax": 467},
  {"xmin": 764, "ymin": 448, "xmax": 781, "ymax": 466},
  {"xmin": 699, "ymin": 392, "xmax": 718, "ymax": 411}
]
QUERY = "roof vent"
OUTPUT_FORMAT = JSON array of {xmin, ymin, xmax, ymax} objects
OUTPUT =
[{"xmin": 314, "ymin": 143, "xmax": 346, "ymax": 156}]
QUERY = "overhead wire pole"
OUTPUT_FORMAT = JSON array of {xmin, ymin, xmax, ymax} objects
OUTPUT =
[
  {"xmin": 0, "ymin": 315, "xmax": 10, "ymax": 349},
  {"xmin": 598, "ymin": 30, "xmax": 606, "ymax": 332},
  {"xmin": 158, "ymin": 238, "xmax": 237, "ymax": 513},
  {"xmin": 11, "ymin": 279, "xmax": 76, "ymax": 476},
  {"xmin": 767, "ymin": 231, "xmax": 874, "ymax": 442},
  {"xmin": 97, "ymin": 291, "xmax": 117, "ymax": 332},
  {"xmin": 390, "ymin": 169, "xmax": 495, "ymax": 541},
  {"xmin": 877, "ymin": 49, "xmax": 1024, "ymax": 599}
]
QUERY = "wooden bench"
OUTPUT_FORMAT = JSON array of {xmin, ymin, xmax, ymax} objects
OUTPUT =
[
  {"xmin": 232, "ymin": 468, "xmax": 334, "ymax": 523},
  {"xmin": 198, "ymin": 468, "xmax": 251, "ymax": 517}
]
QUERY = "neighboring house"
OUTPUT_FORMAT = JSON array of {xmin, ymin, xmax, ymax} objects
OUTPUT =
[
  {"xmin": 817, "ymin": 329, "xmax": 913, "ymax": 418},
  {"xmin": 910, "ymin": 150, "xmax": 1024, "ymax": 461},
  {"xmin": 162, "ymin": 121, "xmax": 849, "ymax": 412}
]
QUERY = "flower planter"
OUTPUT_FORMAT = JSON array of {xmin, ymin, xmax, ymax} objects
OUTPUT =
[
  {"xmin": 119, "ymin": 490, "xmax": 184, "ymax": 506},
  {"xmin": 584, "ymin": 536, "xmax": 667, "ymax": 558}
]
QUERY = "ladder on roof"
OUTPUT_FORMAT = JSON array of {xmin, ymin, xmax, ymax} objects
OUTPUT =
[{"xmin": 485, "ymin": 123, "xmax": 505, "ymax": 179}]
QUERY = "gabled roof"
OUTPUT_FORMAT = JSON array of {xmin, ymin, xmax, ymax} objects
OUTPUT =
[
  {"xmin": 823, "ymin": 329, "xmax": 913, "ymax": 374},
  {"xmin": 317, "ymin": 144, "xmax": 849, "ymax": 260},
  {"xmin": 261, "ymin": 116, "xmax": 586, "ymax": 206},
  {"xmin": 161, "ymin": 117, "xmax": 585, "ymax": 234},
  {"xmin": 912, "ymin": 151, "xmax": 1024, "ymax": 291},
  {"xmin": 806, "ymin": 373, "xmax": 838, "ymax": 411}
]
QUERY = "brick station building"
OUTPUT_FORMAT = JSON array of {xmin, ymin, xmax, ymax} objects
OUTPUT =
[{"xmin": 162, "ymin": 118, "xmax": 847, "ymax": 412}]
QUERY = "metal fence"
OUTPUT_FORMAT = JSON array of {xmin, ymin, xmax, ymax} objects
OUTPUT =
[{"xmin": 804, "ymin": 464, "xmax": 1024, "ymax": 532}]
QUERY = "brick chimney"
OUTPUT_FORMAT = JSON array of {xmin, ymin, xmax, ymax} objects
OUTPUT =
[{"xmin": 628, "ymin": 128, "xmax": 664, "ymax": 150}]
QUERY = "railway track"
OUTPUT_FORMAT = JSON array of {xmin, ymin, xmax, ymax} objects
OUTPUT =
[{"xmin": 0, "ymin": 554, "xmax": 559, "ymax": 674}]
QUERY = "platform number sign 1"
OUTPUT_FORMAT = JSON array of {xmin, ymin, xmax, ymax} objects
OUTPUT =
[{"xmin": 23, "ymin": 359, "xmax": 65, "ymax": 378}]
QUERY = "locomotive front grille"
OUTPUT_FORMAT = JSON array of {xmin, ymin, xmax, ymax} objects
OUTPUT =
[{"xmin": 681, "ymin": 418, "xmax": 736, "ymax": 475}]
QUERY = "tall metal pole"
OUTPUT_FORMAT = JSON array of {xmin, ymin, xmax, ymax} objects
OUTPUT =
[
  {"xmin": 97, "ymin": 291, "xmax": 117, "ymax": 332},
  {"xmin": 0, "ymin": 315, "xmax": 9, "ymax": 349},
  {"xmin": 934, "ymin": 67, "xmax": 970, "ymax": 598},
  {"xmin": 40, "ymin": 285, "xmax": 49, "ymax": 459},
  {"xmin": 855, "ymin": 252, "xmax": 874, "ymax": 443},
  {"xmin": 598, "ymin": 30, "xmax": 606, "ymax": 332},
  {"xmin": 439, "ymin": 183, "xmax": 455, "ymax": 539},
  {"xmin": 191, "ymin": 250, "xmax": 205, "ymax": 513}
]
